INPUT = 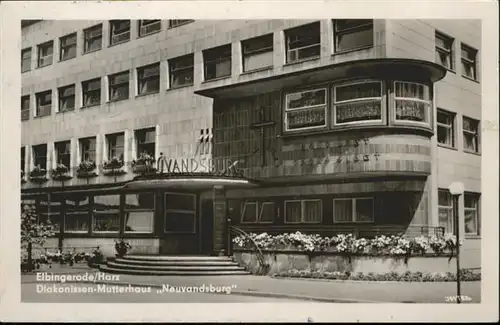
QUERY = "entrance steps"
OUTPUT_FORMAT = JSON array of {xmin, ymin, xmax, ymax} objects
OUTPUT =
[{"xmin": 99, "ymin": 255, "xmax": 250, "ymax": 276}]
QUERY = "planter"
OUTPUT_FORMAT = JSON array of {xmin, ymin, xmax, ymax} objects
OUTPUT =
[
  {"xmin": 102, "ymin": 168, "xmax": 127, "ymax": 176},
  {"xmin": 29, "ymin": 175, "xmax": 49, "ymax": 183},
  {"xmin": 76, "ymin": 170, "xmax": 98, "ymax": 178},
  {"xmin": 52, "ymin": 174, "xmax": 73, "ymax": 181},
  {"xmin": 132, "ymin": 164, "xmax": 157, "ymax": 174}
]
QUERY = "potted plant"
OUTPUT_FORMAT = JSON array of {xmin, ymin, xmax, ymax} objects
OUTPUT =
[
  {"xmin": 102, "ymin": 157, "xmax": 126, "ymax": 176},
  {"xmin": 52, "ymin": 163, "xmax": 72, "ymax": 181},
  {"xmin": 131, "ymin": 153, "xmax": 156, "ymax": 174},
  {"xmin": 76, "ymin": 160, "xmax": 97, "ymax": 178},
  {"xmin": 114, "ymin": 238, "xmax": 132, "ymax": 257},
  {"xmin": 29, "ymin": 165, "xmax": 48, "ymax": 183}
]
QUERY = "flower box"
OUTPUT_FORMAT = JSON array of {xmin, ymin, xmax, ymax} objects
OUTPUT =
[
  {"xmin": 102, "ymin": 157, "xmax": 126, "ymax": 175},
  {"xmin": 29, "ymin": 167, "xmax": 48, "ymax": 183},
  {"xmin": 132, "ymin": 164, "xmax": 157, "ymax": 174},
  {"xmin": 131, "ymin": 154, "xmax": 156, "ymax": 174},
  {"xmin": 51, "ymin": 164, "xmax": 72, "ymax": 181},
  {"xmin": 76, "ymin": 160, "xmax": 98, "ymax": 178}
]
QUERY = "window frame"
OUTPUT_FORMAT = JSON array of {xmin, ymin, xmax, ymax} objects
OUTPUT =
[
  {"xmin": 37, "ymin": 41, "xmax": 53, "ymax": 68},
  {"xmin": 438, "ymin": 189, "xmax": 454, "ymax": 234},
  {"xmin": 35, "ymin": 90, "xmax": 52, "ymax": 117},
  {"xmin": 168, "ymin": 20, "xmax": 194, "ymax": 28},
  {"xmin": 92, "ymin": 194, "xmax": 122, "ymax": 234},
  {"xmin": 460, "ymin": 43, "xmax": 478, "ymax": 81},
  {"xmin": 332, "ymin": 80, "xmax": 384, "ymax": 127},
  {"xmin": 137, "ymin": 63, "xmax": 161, "ymax": 96},
  {"xmin": 32, "ymin": 144, "xmax": 48, "ymax": 170},
  {"xmin": 59, "ymin": 32, "xmax": 77, "ymax": 61},
  {"xmin": 241, "ymin": 33, "xmax": 274, "ymax": 73},
  {"xmin": 108, "ymin": 71, "xmax": 130, "ymax": 102},
  {"xmin": 333, "ymin": 19, "xmax": 374, "ymax": 54},
  {"xmin": 135, "ymin": 127, "xmax": 156, "ymax": 159},
  {"xmin": 333, "ymin": 197, "xmax": 375, "ymax": 223},
  {"xmin": 21, "ymin": 48, "xmax": 31, "ymax": 73},
  {"xmin": 203, "ymin": 44, "xmax": 232, "ymax": 81},
  {"xmin": 240, "ymin": 201, "xmax": 275, "ymax": 224},
  {"xmin": 283, "ymin": 87, "xmax": 328, "ymax": 133},
  {"xmin": 106, "ymin": 132, "xmax": 125, "ymax": 161},
  {"xmin": 79, "ymin": 136, "xmax": 97, "ymax": 162},
  {"xmin": 138, "ymin": 20, "xmax": 161, "ymax": 37},
  {"xmin": 464, "ymin": 192, "xmax": 480, "ymax": 236},
  {"xmin": 21, "ymin": 95, "xmax": 30, "ymax": 121},
  {"xmin": 54, "ymin": 140, "xmax": 71, "ymax": 169},
  {"xmin": 124, "ymin": 192, "xmax": 156, "ymax": 234},
  {"xmin": 83, "ymin": 24, "xmax": 103, "ymax": 54},
  {"xmin": 168, "ymin": 54, "xmax": 194, "ymax": 88},
  {"xmin": 436, "ymin": 108, "xmax": 456, "ymax": 148},
  {"xmin": 64, "ymin": 195, "xmax": 91, "ymax": 234},
  {"xmin": 109, "ymin": 20, "xmax": 131, "ymax": 46},
  {"xmin": 284, "ymin": 199, "xmax": 322, "ymax": 224},
  {"xmin": 82, "ymin": 78, "xmax": 101, "ymax": 108},
  {"xmin": 435, "ymin": 31, "xmax": 455, "ymax": 71},
  {"xmin": 58, "ymin": 84, "xmax": 76, "ymax": 112},
  {"xmin": 392, "ymin": 80, "xmax": 432, "ymax": 128},
  {"xmin": 164, "ymin": 192, "xmax": 196, "ymax": 234},
  {"xmin": 284, "ymin": 21, "xmax": 321, "ymax": 64},
  {"xmin": 462, "ymin": 115, "xmax": 480, "ymax": 154}
]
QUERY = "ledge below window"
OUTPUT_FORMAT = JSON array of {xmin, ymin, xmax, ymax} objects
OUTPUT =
[{"xmin": 283, "ymin": 56, "xmax": 320, "ymax": 67}]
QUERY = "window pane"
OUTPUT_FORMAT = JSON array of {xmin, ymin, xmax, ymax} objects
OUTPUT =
[
  {"xmin": 243, "ymin": 50, "xmax": 273, "ymax": 72},
  {"xmin": 335, "ymin": 101, "xmax": 381, "ymax": 124},
  {"xmin": 165, "ymin": 193, "xmax": 195, "ymax": 211},
  {"xmin": 241, "ymin": 202, "xmax": 257, "ymax": 222},
  {"xmin": 125, "ymin": 211, "xmax": 154, "ymax": 232},
  {"xmin": 336, "ymin": 28, "xmax": 373, "ymax": 52},
  {"xmin": 464, "ymin": 194, "xmax": 478, "ymax": 208},
  {"xmin": 303, "ymin": 200, "xmax": 321, "ymax": 222},
  {"xmin": 259, "ymin": 202, "xmax": 275, "ymax": 222},
  {"xmin": 165, "ymin": 211, "xmax": 195, "ymax": 232},
  {"xmin": 335, "ymin": 19, "xmax": 372, "ymax": 31},
  {"xmin": 437, "ymin": 124, "xmax": 453, "ymax": 146},
  {"xmin": 438, "ymin": 190, "xmax": 451, "ymax": 206},
  {"xmin": 285, "ymin": 201, "xmax": 301, "ymax": 223},
  {"xmin": 438, "ymin": 207, "xmax": 453, "ymax": 234},
  {"xmin": 395, "ymin": 100, "xmax": 428, "ymax": 122},
  {"xmin": 334, "ymin": 199, "xmax": 352, "ymax": 222},
  {"xmin": 464, "ymin": 210, "xmax": 478, "ymax": 234},
  {"xmin": 65, "ymin": 213, "xmax": 89, "ymax": 232},
  {"xmin": 335, "ymin": 83, "xmax": 381, "ymax": 102},
  {"xmin": 286, "ymin": 107, "xmax": 326, "ymax": 130},
  {"xmin": 355, "ymin": 198, "xmax": 373, "ymax": 222},
  {"xmin": 125, "ymin": 193, "xmax": 155, "ymax": 210},
  {"xmin": 287, "ymin": 89, "xmax": 326, "ymax": 109},
  {"xmin": 66, "ymin": 195, "xmax": 90, "ymax": 212},
  {"xmin": 37, "ymin": 199, "xmax": 62, "ymax": 231},
  {"xmin": 93, "ymin": 195, "xmax": 120, "ymax": 232}
]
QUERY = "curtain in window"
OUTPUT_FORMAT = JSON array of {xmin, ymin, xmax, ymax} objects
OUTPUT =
[
  {"xmin": 285, "ymin": 201, "xmax": 301, "ymax": 223},
  {"xmin": 303, "ymin": 200, "xmax": 321, "ymax": 222},
  {"xmin": 334, "ymin": 199, "xmax": 352, "ymax": 222}
]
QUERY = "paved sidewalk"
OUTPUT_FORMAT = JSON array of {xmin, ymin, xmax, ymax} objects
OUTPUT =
[{"xmin": 23, "ymin": 265, "xmax": 481, "ymax": 303}]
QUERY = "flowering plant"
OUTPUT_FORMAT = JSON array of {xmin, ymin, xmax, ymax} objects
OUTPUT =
[
  {"xmin": 131, "ymin": 153, "xmax": 155, "ymax": 166},
  {"xmin": 115, "ymin": 239, "xmax": 132, "ymax": 257},
  {"xmin": 77, "ymin": 160, "xmax": 97, "ymax": 172},
  {"xmin": 29, "ymin": 165, "xmax": 47, "ymax": 178},
  {"xmin": 103, "ymin": 157, "xmax": 124, "ymax": 169}
]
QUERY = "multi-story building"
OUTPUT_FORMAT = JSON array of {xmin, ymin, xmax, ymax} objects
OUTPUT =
[{"xmin": 20, "ymin": 19, "xmax": 481, "ymax": 267}]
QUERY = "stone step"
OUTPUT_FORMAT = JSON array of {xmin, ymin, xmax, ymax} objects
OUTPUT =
[
  {"xmin": 99, "ymin": 265, "xmax": 250, "ymax": 276},
  {"xmin": 114, "ymin": 258, "xmax": 239, "ymax": 267},
  {"xmin": 122, "ymin": 255, "xmax": 234, "ymax": 262},
  {"xmin": 107, "ymin": 261, "xmax": 246, "ymax": 272}
]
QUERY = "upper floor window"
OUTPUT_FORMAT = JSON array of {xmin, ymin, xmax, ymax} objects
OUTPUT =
[
  {"xmin": 108, "ymin": 71, "xmax": 129, "ymax": 101},
  {"xmin": 138, "ymin": 20, "xmax": 161, "ymax": 37},
  {"xmin": 285, "ymin": 22, "xmax": 321, "ymax": 64},
  {"xmin": 21, "ymin": 95, "xmax": 30, "ymax": 121},
  {"xmin": 463, "ymin": 116, "xmax": 480, "ymax": 153},
  {"xmin": 83, "ymin": 24, "xmax": 103, "ymax": 53},
  {"xmin": 464, "ymin": 193, "xmax": 480, "ymax": 236},
  {"xmin": 59, "ymin": 33, "xmax": 77, "ymax": 61},
  {"xmin": 333, "ymin": 197, "xmax": 374, "ymax": 223},
  {"xmin": 168, "ymin": 54, "xmax": 194, "ymax": 88},
  {"xmin": 32, "ymin": 144, "xmax": 48, "ymax": 170},
  {"xmin": 437, "ymin": 109, "xmax": 456, "ymax": 148},
  {"xmin": 241, "ymin": 34, "xmax": 274, "ymax": 72},
  {"xmin": 106, "ymin": 132, "xmax": 125, "ymax": 161},
  {"xmin": 393, "ymin": 81, "xmax": 431, "ymax": 125},
  {"xmin": 58, "ymin": 84, "xmax": 76, "ymax": 112},
  {"xmin": 435, "ymin": 31, "xmax": 454, "ymax": 70},
  {"xmin": 21, "ymin": 48, "xmax": 31, "ymax": 73},
  {"xmin": 203, "ymin": 44, "xmax": 232, "ymax": 81},
  {"xmin": 333, "ymin": 81, "xmax": 383, "ymax": 125},
  {"xmin": 135, "ymin": 127, "xmax": 156, "ymax": 158},
  {"xmin": 109, "ymin": 20, "xmax": 130, "ymax": 46},
  {"xmin": 168, "ymin": 20, "xmax": 194, "ymax": 28},
  {"xmin": 285, "ymin": 199, "xmax": 322, "ymax": 223},
  {"xmin": 82, "ymin": 78, "xmax": 101, "ymax": 107},
  {"xmin": 333, "ymin": 19, "xmax": 373, "ymax": 53},
  {"xmin": 55, "ymin": 140, "xmax": 71, "ymax": 169},
  {"xmin": 241, "ymin": 201, "xmax": 275, "ymax": 223},
  {"xmin": 79, "ymin": 137, "xmax": 96, "ymax": 162},
  {"xmin": 284, "ymin": 88, "xmax": 327, "ymax": 132},
  {"xmin": 35, "ymin": 90, "xmax": 52, "ymax": 117},
  {"xmin": 37, "ymin": 41, "xmax": 53, "ymax": 68},
  {"xmin": 461, "ymin": 43, "xmax": 478, "ymax": 81},
  {"xmin": 137, "ymin": 63, "xmax": 160, "ymax": 95}
]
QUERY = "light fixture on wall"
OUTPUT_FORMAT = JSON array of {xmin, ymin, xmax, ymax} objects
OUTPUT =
[{"xmin": 448, "ymin": 181, "xmax": 464, "ymax": 304}]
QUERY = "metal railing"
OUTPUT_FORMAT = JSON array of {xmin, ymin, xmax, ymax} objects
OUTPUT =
[{"xmin": 228, "ymin": 225, "xmax": 269, "ymax": 275}]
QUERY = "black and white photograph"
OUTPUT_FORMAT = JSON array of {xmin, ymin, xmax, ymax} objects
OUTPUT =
[{"xmin": 0, "ymin": 0, "xmax": 498, "ymax": 323}]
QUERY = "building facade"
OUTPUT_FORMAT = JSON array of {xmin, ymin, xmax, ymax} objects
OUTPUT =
[{"xmin": 20, "ymin": 19, "xmax": 481, "ymax": 265}]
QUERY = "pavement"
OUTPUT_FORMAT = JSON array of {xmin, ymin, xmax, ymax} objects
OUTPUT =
[{"xmin": 21, "ymin": 264, "xmax": 481, "ymax": 303}]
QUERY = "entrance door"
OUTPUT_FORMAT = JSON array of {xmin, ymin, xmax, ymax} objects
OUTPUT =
[{"xmin": 200, "ymin": 199, "xmax": 214, "ymax": 255}]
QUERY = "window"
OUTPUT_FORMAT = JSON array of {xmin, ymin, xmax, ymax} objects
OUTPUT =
[
  {"xmin": 37, "ymin": 198, "xmax": 62, "ymax": 232},
  {"xmin": 333, "ymin": 198, "xmax": 374, "ymax": 223},
  {"xmin": 108, "ymin": 71, "xmax": 129, "ymax": 101},
  {"xmin": 82, "ymin": 78, "xmax": 101, "ymax": 107},
  {"xmin": 55, "ymin": 140, "xmax": 71, "ymax": 169},
  {"xmin": 106, "ymin": 132, "xmax": 125, "ymax": 161},
  {"xmin": 203, "ymin": 44, "xmax": 232, "ymax": 81},
  {"xmin": 285, "ymin": 22, "xmax": 321, "ymax": 63},
  {"xmin": 21, "ymin": 95, "xmax": 30, "ymax": 121},
  {"xmin": 79, "ymin": 137, "xmax": 96, "ymax": 162},
  {"xmin": 83, "ymin": 24, "xmax": 102, "ymax": 53},
  {"xmin": 35, "ymin": 90, "xmax": 52, "ymax": 117},
  {"xmin": 65, "ymin": 195, "xmax": 90, "ymax": 232},
  {"xmin": 241, "ymin": 201, "xmax": 275, "ymax": 223},
  {"xmin": 164, "ymin": 193, "xmax": 196, "ymax": 232},
  {"xmin": 137, "ymin": 63, "xmax": 160, "ymax": 95},
  {"xmin": 393, "ymin": 81, "xmax": 431, "ymax": 124},
  {"xmin": 109, "ymin": 20, "xmax": 130, "ymax": 45},
  {"xmin": 437, "ymin": 109, "xmax": 456, "ymax": 147},
  {"xmin": 135, "ymin": 128, "xmax": 156, "ymax": 158},
  {"xmin": 93, "ymin": 195, "xmax": 120, "ymax": 232},
  {"xmin": 435, "ymin": 31, "xmax": 454, "ymax": 70},
  {"xmin": 463, "ymin": 116, "xmax": 479, "ymax": 153},
  {"xmin": 333, "ymin": 81, "xmax": 383, "ymax": 125},
  {"xmin": 284, "ymin": 88, "xmax": 327, "ymax": 131},
  {"xmin": 461, "ymin": 43, "xmax": 478, "ymax": 80},
  {"xmin": 32, "ymin": 144, "xmax": 47, "ymax": 170},
  {"xmin": 58, "ymin": 84, "xmax": 75, "ymax": 112},
  {"xmin": 125, "ymin": 193, "xmax": 155, "ymax": 232},
  {"xmin": 168, "ymin": 20, "xmax": 193, "ymax": 28},
  {"xmin": 21, "ymin": 48, "xmax": 31, "ymax": 73},
  {"xmin": 168, "ymin": 54, "xmax": 194, "ymax": 88},
  {"xmin": 438, "ymin": 190, "xmax": 453, "ymax": 234},
  {"xmin": 59, "ymin": 33, "xmax": 77, "ymax": 61},
  {"xmin": 334, "ymin": 19, "xmax": 373, "ymax": 53},
  {"xmin": 284, "ymin": 199, "xmax": 322, "ymax": 223},
  {"xmin": 138, "ymin": 20, "xmax": 161, "ymax": 37},
  {"xmin": 464, "ymin": 193, "xmax": 480, "ymax": 236},
  {"xmin": 241, "ymin": 34, "xmax": 274, "ymax": 72},
  {"xmin": 21, "ymin": 147, "xmax": 26, "ymax": 175},
  {"xmin": 37, "ymin": 41, "xmax": 53, "ymax": 67}
]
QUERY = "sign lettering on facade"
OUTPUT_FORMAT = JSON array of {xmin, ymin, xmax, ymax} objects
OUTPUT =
[{"xmin": 156, "ymin": 156, "xmax": 241, "ymax": 176}]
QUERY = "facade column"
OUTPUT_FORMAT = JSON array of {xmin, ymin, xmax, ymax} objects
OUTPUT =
[{"xmin": 212, "ymin": 185, "xmax": 227, "ymax": 256}]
